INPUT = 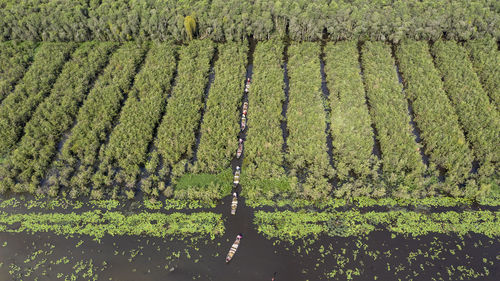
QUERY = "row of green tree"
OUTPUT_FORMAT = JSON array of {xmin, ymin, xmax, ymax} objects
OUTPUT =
[
  {"xmin": 324, "ymin": 41, "xmax": 379, "ymax": 198},
  {"xmin": 395, "ymin": 40, "xmax": 474, "ymax": 196},
  {"xmin": 0, "ymin": 41, "xmax": 37, "ymax": 102},
  {"xmin": 286, "ymin": 42, "xmax": 334, "ymax": 200},
  {"xmin": 464, "ymin": 37, "xmax": 500, "ymax": 111},
  {"xmin": 361, "ymin": 42, "xmax": 429, "ymax": 194},
  {"xmin": 431, "ymin": 40, "xmax": 499, "ymax": 188},
  {"xmin": 0, "ymin": 42, "xmax": 117, "ymax": 195},
  {"xmin": 51, "ymin": 43, "xmax": 148, "ymax": 199},
  {"xmin": 92, "ymin": 43, "xmax": 178, "ymax": 200},
  {"xmin": 0, "ymin": 0, "xmax": 497, "ymax": 42},
  {"xmin": 0, "ymin": 43, "xmax": 76, "ymax": 157},
  {"xmin": 145, "ymin": 40, "xmax": 214, "ymax": 200},
  {"xmin": 193, "ymin": 42, "xmax": 248, "ymax": 173}
]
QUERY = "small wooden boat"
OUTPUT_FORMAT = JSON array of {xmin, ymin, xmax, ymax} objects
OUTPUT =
[
  {"xmin": 242, "ymin": 102, "xmax": 248, "ymax": 116},
  {"xmin": 244, "ymin": 78, "xmax": 250, "ymax": 93},
  {"xmin": 236, "ymin": 140, "xmax": 243, "ymax": 158},
  {"xmin": 241, "ymin": 115, "xmax": 246, "ymax": 131},
  {"xmin": 226, "ymin": 234, "xmax": 242, "ymax": 262},
  {"xmin": 231, "ymin": 193, "xmax": 238, "ymax": 215},
  {"xmin": 233, "ymin": 167, "xmax": 240, "ymax": 185}
]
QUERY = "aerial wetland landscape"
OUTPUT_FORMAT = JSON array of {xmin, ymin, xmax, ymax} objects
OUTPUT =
[{"xmin": 0, "ymin": 0, "xmax": 499, "ymax": 280}]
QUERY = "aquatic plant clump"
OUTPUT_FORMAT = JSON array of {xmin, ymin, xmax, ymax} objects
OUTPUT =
[
  {"xmin": 254, "ymin": 210, "xmax": 500, "ymax": 241},
  {"xmin": 0, "ymin": 210, "xmax": 225, "ymax": 241}
]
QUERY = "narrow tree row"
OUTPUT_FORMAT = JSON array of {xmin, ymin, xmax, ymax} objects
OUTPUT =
[
  {"xmin": 361, "ymin": 42, "xmax": 426, "ymax": 190},
  {"xmin": 146, "ymin": 39, "xmax": 215, "ymax": 196},
  {"xmin": 194, "ymin": 42, "xmax": 248, "ymax": 173},
  {"xmin": 431, "ymin": 40, "xmax": 499, "ymax": 181},
  {"xmin": 395, "ymin": 40, "xmax": 473, "ymax": 193},
  {"xmin": 52, "ymin": 43, "xmax": 148, "ymax": 199},
  {"xmin": 0, "ymin": 41, "xmax": 37, "ymax": 102},
  {"xmin": 323, "ymin": 41, "xmax": 377, "ymax": 197},
  {"xmin": 464, "ymin": 37, "xmax": 500, "ymax": 111},
  {"xmin": 0, "ymin": 42, "xmax": 118, "ymax": 195},
  {"xmin": 244, "ymin": 40, "xmax": 285, "ymax": 180},
  {"xmin": 91, "ymin": 42, "xmax": 178, "ymax": 199},
  {"xmin": 241, "ymin": 40, "xmax": 289, "ymax": 203},
  {"xmin": 0, "ymin": 42, "xmax": 77, "ymax": 156},
  {"xmin": 286, "ymin": 42, "xmax": 333, "ymax": 200}
]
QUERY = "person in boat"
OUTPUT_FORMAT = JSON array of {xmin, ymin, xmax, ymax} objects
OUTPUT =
[
  {"xmin": 242, "ymin": 102, "xmax": 248, "ymax": 116},
  {"xmin": 241, "ymin": 115, "xmax": 246, "ymax": 130},
  {"xmin": 233, "ymin": 166, "xmax": 240, "ymax": 186},
  {"xmin": 244, "ymin": 78, "xmax": 250, "ymax": 93},
  {"xmin": 226, "ymin": 234, "xmax": 243, "ymax": 263},
  {"xmin": 231, "ymin": 192, "xmax": 238, "ymax": 215}
]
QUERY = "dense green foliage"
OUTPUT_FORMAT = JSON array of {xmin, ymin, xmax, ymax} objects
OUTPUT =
[
  {"xmin": 92, "ymin": 43, "xmax": 177, "ymax": 199},
  {"xmin": 244, "ymin": 40, "xmax": 285, "ymax": 180},
  {"xmin": 0, "ymin": 41, "xmax": 37, "ymax": 102},
  {"xmin": 0, "ymin": 210, "xmax": 224, "ymax": 241},
  {"xmin": 361, "ymin": 42, "xmax": 427, "ymax": 192},
  {"xmin": 255, "ymin": 210, "xmax": 500, "ymax": 241},
  {"xmin": 0, "ymin": 42, "xmax": 76, "ymax": 156},
  {"xmin": 0, "ymin": 1, "xmax": 498, "ymax": 42},
  {"xmin": 52, "ymin": 43, "xmax": 148, "ymax": 199},
  {"xmin": 146, "ymin": 40, "xmax": 214, "ymax": 199},
  {"xmin": 431, "ymin": 40, "xmax": 499, "ymax": 183},
  {"xmin": 241, "ymin": 40, "xmax": 291, "ymax": 203},
  {"xmin": 172, "ymin": 169, "xmax": 232, "ymax": 203},
  {"xmin": 464, "ymin": 37, "xmax": 500, "ymax": 111},
  {"xmin": 286, "ymin": 42, "xmax": 333, "ymax": 200},
  {"xmin": 0, "ymin": 42, "xmax": 117, "ymax": 195},
  {"xmin": 395, "ymin": 40, "xmax": 474, "ymax": 195},
  {"xmin": 194, "ymin": 42, "xmax": 248, "ymax": 173},
  {"xmin": 324, "ymin": 41, "xmax": 377, "ymax": 197}
]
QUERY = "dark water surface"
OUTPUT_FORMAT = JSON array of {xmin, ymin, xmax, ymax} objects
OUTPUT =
[{"xmin": 0, "ymin": 195, "xmax": 498, "ymax": 281}]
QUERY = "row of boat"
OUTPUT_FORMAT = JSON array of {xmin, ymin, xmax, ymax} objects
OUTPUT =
[{"xmin": 226, "ymin": 78, "xmax": 251, "ymax": 263}]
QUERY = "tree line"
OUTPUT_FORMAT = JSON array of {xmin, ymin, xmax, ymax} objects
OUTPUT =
[{"xmin": 0, "ymin": 0, "xmax": 497, "ymax": 42}]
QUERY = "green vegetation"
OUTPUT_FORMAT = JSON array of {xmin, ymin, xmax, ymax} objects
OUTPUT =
[
  {"xmin": 324, "ymin": 41, "xmax": 378, "ymax": 197},
  {"xmin": 0, "ymin": 42, "xmax": 118, "ymax": 195},
  {"xmin": 255, "ymin": 210, "xmax": 500, "ymax": 241},
  {"xmin": 243, "ymin": 40, "xmax": 285, "ymax": 179},
  {"xmin": 0, "ymin": 41, "xmax": 37, "ymax": 102},
  {"xmin": 146, "ymin": 40, "xmax": 214, "ymax": 199},
  {"xmin": 0, "ymin": 210, "xmax": 224, "ymax": 241},
  {"xmin": 286, "ymin": 42, "xmax": 333, "ymax": 200},
  {"xmin": 431, "ymin": 40, "xmax": 499, "ymax": 184},
  {"xmin": 0, "ymin": 1, "xmax": 497, "ymax": 42},
  {"xmin": 51, "ymin": 42, "xmax": 148, "ymax": 199},
  {"xmin": 361, "ymin": 41, "xmax": 427, "ymax": 192},
  {"xmin": 0, "ymin": 42, "xmax": 76, "ymax": 156},
  {"xmin": 464, "ymin": 36, "xmax": 500, "ymax": 111},
  {"xmin": 194, "ymin": 42, "xmax": 248, "ymax": 173},
  {"xmin": 395, "ymin": 40, "xmax": 474, "ymax": 195},
  {"xmin": 92, "ymin": 42, "xmax": 177, "ymax": 199},
  {"xmin": 242, "ymin": 40, "xmax": 291, "ymax": 203}
]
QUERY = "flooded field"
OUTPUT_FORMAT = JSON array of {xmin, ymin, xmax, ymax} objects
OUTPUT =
[{"xmin": 0, "ymin": 195, "xmax": 498, "ymax": 281}]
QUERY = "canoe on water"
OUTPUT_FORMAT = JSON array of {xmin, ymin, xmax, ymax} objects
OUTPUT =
[
  {"xmin": 241, "ymin": 115, "xmax": 246, "ymax": 131},
  {"xmin": 226, "ymin": 234, "xmax": 242, "ymax": 263},
  {"xmin": 231, "ymin": 194, "xmax": 238, "ymax": 215},
  {"xmin": 233, "ymin": 169, "xmax": 240, "ymax": 185},
  {"xmin": 242, "ymin": 102, "xmax": 248, "ymax": 115},
  {"xmin": 236, "ymin": 142, "xmax": 243, "ymax": 158}
]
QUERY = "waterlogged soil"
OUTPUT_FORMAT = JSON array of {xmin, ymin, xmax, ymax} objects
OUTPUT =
[{"xmin": 0, "ymin": 196, "xmax": 498, "ymax": 281}]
